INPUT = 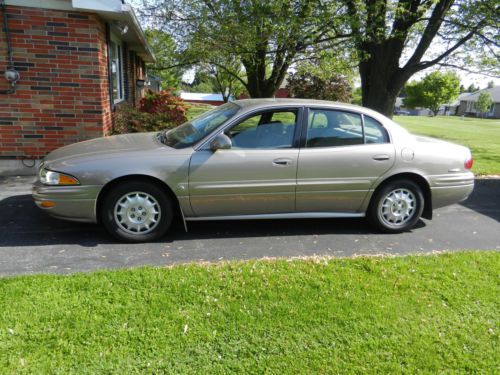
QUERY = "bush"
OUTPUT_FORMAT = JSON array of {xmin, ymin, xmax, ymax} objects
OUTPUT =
[{"xmin": 114, "ymin": 89, "xmax": 187, "ymax": 134}]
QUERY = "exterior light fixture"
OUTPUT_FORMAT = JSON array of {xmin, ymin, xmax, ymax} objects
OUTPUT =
[
  {"xmin": 4, "ymin": 68, "xmax": 20, "ymax": 83},
  {"xmin": 114, "ymin": 21, "xmax": 128, "ymax": 35}
]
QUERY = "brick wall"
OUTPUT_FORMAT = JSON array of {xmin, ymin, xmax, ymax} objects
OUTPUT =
[{"xmin": 0, "ymin": 5, "xmax": 112, "ymax": 160}]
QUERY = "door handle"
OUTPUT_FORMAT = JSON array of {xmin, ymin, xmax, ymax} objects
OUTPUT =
[
  {"xmin": 372, "ymin": 154, "xmax": 390, "ymax": 161},
  {"xmin": 273, "ymin": 158, "xmax": 293, "ymax": 166}
]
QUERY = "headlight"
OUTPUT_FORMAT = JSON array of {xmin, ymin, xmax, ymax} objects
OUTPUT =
[{"xmin": 39, "ymin": 169, "xmax": 80, "ymax": 185}]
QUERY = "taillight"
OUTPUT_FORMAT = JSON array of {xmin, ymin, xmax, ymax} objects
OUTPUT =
[{"xmin": 464, "ymin": 157, "xmax": 473, "ymax": 170}]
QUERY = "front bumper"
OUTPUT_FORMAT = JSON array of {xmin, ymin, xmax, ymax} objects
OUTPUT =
[
  {"xmin": 32, "ymin": 181, "xmax": 102, "ymax": 223},
  {"xmin": 429, "ymin": 172, "xmax": 475, "ymax": 209}
]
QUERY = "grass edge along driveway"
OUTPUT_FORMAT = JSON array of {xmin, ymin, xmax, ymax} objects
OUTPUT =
[{"xmin": 1, "ymin": 251, "xmax": 498, "ymax": 373}]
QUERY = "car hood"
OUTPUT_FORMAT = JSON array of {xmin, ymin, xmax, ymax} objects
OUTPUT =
[{"xmin": 43, "ymin": 132, "xmax": 164, "ymax": 165}]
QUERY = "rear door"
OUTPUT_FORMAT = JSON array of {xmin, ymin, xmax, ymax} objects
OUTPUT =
[
  {"xmin": 188, "ymin": 107, "xmax": 302, "ymax": 217},
  {"xmin": 296, "ymin": 108, "xmax": 395, "ymax": 213}
]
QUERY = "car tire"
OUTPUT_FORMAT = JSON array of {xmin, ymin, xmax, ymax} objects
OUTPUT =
[
  {"xmin": 101, "ymin": 181, "xmax": 173, "ymax": 242},
  {"xmin": 368, "ymin": 179, "xmax": 424, "ymax": 233}
]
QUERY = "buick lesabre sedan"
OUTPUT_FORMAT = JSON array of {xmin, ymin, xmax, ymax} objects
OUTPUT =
[{"xmin": 33, "ymin": 99, "xmax": 474, "ymax": 242}]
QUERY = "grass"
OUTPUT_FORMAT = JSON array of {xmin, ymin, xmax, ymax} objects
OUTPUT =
[
  {"xmin": 395, "ymin": 115, "xmax": 500, "ymax": 175},
  {"xmin": 1, "ymin": 251, "xmax": 498, "ymax": 373}
]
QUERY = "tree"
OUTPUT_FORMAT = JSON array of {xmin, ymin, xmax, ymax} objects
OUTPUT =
[
  {"xmin": 404, "ymin": 71, "xmax": 460, "ymax": 115},
  {"xmin": 183, "ymin": 70, "xmax": 213, "ymax": 93},
  {"xmin": 145, "ymin": 0, "xmax": 352, "ymax": 98},
  {"xmin": 286, "ymin": 73, "xmax": 352, "ymax": 103},
  {"xmin": 286, "ymin": 58, "xmax": 354, "ymax": 102},
  {"xmin": 204, "ymin": 58, "xmax": 246, "ymax": 102},
  {"xmin": 475, "ymin": 92, "xmax": 493, "ymax": 118},
  {"xmin": 183, "ymin": 62, "xmax": 246, "ymax": 101},
  {"xmin": 467, "ymin": 84, "xmax": 479, "ymax": 93},
  {"xmin": 487, "ymin": 80, "xmax": 495, "ymax": 89},
  {"xmin": 144, "ymin": 29, "xmax": 184, "ymax": 88},
  {"xmin": 352, "ymin": 87, "xmax": 363, "ymax": 105},
  {"xmin": 141, "ymin": 0, "xmax": 498, "ymax": 116},
  {"xmin": 343, "ymin": 0, "xmax": 499, "ymax": 117}
]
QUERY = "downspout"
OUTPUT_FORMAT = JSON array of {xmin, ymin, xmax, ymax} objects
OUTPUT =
[
  {"xmin": 105, "ymin": 22, "xmax": 115, "ymax": 134},
  {"xmin": 105, "ymin": 23, "xmax": 114, "ymax": 112},
  {"xmin": 0, "ymin": 0, "xmax": 20, "ymax": 94}
]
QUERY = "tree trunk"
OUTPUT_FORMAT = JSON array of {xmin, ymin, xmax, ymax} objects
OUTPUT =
[
  {"xmin": 244, "ymin": 67, "xmax": 281, "ymax": 98},
  {"xmin": 359, "ymin": 51, "xmax": 408, "ymax": 118},
  {"xmin": 358, "ymin": 37, "xmax": 415, "ymax": 118},
  {"xmin": 242, "ymin": 51, "xmax": 289, "ymax": 99}
]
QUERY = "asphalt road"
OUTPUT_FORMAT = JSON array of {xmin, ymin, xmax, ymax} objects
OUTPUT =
[{"xmin": 0, "ymin": 176, "xmax": 498, "ymax": 276}]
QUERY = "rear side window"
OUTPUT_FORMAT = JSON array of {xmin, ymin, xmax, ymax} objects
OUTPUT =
[
  {"xmin": 306, "ymin": 109, "xmax": 390, "ymax": 148},
  {"xmin": 364, "ymin": 116, "xmax": 389, "ymax": 144},
  {"xmin": 306, "ymin": 109, "xmax": 363, "ymax": 148}
]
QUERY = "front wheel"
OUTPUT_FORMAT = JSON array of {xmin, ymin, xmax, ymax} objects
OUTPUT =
[
  {"xmin": 368, "ymin": 179, "xmax": 424, "ymax": 233},
  {"xmin": 101, "ymin": 181, "xmax": 173, "ymax": 242}
]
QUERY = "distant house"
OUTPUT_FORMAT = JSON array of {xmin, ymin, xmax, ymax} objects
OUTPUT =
[
  {"xmin": 440, "ymin": 92, "xmax": 472, "ymax": 116},
  {"xmin": 0, "ymin": 0, "xmax": 154, "ymax": 174},
  {"xmin": 456, "ymin": 86, "xmax": 500, "ymax": 118},
  {"xmin": 180, "ymin": 92, "xmax": 233, "ymax": 106}
]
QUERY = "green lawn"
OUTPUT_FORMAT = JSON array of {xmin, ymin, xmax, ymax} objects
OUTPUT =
[
  {"xmin": 1, "ymin": 252, "xmax": 498, "ymax": 373},
  {"xmin": 395, "ymin": 115, "xmax": 500, "ymax": 175}
]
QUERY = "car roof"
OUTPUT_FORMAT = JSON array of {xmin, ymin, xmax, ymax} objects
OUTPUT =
[
  {"xmin": 234, "ymin": 98, "xmax": 362, "ymax": 110},
  {"xmin": 233, "ymin": 98, "xmax": 387, "ymax": 121}
]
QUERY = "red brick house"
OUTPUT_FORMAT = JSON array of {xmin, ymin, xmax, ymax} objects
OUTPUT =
[{"xmin": 0, "ymin": 0, "xmax": 154, "ymax": 174}]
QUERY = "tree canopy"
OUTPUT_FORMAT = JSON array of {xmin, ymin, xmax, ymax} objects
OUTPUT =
[
  {"xmin": 139, "ymin": 0, "xmax": 499, "ymax": 116},
  {"xmin": 343, "ymin": 0, "xmax": 499, "ymax": 116},
  {"xmin": 286, "ymin": 61, "xmax": 352, "ymax": 102},
  {"xmin": 144, "ymin": 29, "xmax": 184, "ymax": 88},
  {"xmin": 142, "ymin": 0, "xmax": 352, "ymax": 98},
  {"xmin": 404, "ymin": 71, "xmax": 460, "ymax": 115}
]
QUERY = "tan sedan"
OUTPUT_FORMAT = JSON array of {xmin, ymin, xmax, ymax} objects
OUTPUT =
[{"xmin": 33, "ymin": 99, "xmax": 474, "ymax": 242}]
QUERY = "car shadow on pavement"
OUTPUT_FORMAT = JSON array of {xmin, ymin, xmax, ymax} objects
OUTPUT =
[
  {"xmin": 459, "ymin": 179, "xmax": 500, "ymax": 222},
  {"xmin": 0, "ymin": 194, "xmax": 431, "ymax": 247},
  {"xmin": 174, "ymin": 218, "xmax": 426, "ymax": 242},
  {"xmin": 0, "ymin": 194, "xmax": 112, "ymax": 247}
]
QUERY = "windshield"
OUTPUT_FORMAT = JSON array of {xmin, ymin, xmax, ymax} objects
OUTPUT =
[{"xmin": 159, "ymin": 102, "xmax": 240, "ymax": 149}]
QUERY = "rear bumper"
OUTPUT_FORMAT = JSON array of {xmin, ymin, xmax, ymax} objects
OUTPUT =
[
  {"xmin": 32, "ymin": 181, "xmax": 101, "ymax": 223},
  {"xmin": 429, "ymin": 172, "xmax": 475, "ymax": 209}
]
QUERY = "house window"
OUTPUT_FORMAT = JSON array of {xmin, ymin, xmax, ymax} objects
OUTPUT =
[{"xmin": 109, "ymin": 36, "xmax": 124, "ymax": 103}]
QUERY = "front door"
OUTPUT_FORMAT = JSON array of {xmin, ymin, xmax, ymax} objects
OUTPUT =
[
  {"xmin": 189, "ymin": 107, "xmax": 302, "ymax": 217},
  {"xmin": 296, "ymin": 108, "xmax": 396, "ymax": 213}
]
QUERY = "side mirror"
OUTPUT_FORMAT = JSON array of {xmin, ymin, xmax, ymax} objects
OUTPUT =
[{"xmin": 210, "ymin": 133, "xmax": 232, "ymax": 151}]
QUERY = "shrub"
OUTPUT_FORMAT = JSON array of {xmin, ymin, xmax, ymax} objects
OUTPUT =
[{"xmin": 114, "ymin": 89, "xmax": 187, "ymax": 134}]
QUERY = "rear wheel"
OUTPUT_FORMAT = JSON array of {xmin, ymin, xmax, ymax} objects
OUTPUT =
[
  {"xmin": 101, "ymin": 181, "xmax": 173, "ymax": 242},
  {"xmin": 368, "ymin": 179, "xmax": 424, "ymax": 233}
]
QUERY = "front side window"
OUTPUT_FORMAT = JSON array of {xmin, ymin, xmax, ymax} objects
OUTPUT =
[
  {"xmin": 226, "ymin": 109, "xmax": 298, "ymax": 149},
  {"xmin": 306, "ymin": 109, "xmax": 363, "ymax": 148},
  {"xmin": 110, "ymin": 37, "xmax": 124, "ymax": 103},
  {"xmin": 159, "ymin": 102, "xmax": 239, "ymax": 149}
]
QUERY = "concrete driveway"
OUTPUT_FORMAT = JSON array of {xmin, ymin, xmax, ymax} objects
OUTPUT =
[{"xmin": 0, "ymin": 176, "xmax": 498, "ymax": 276}]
